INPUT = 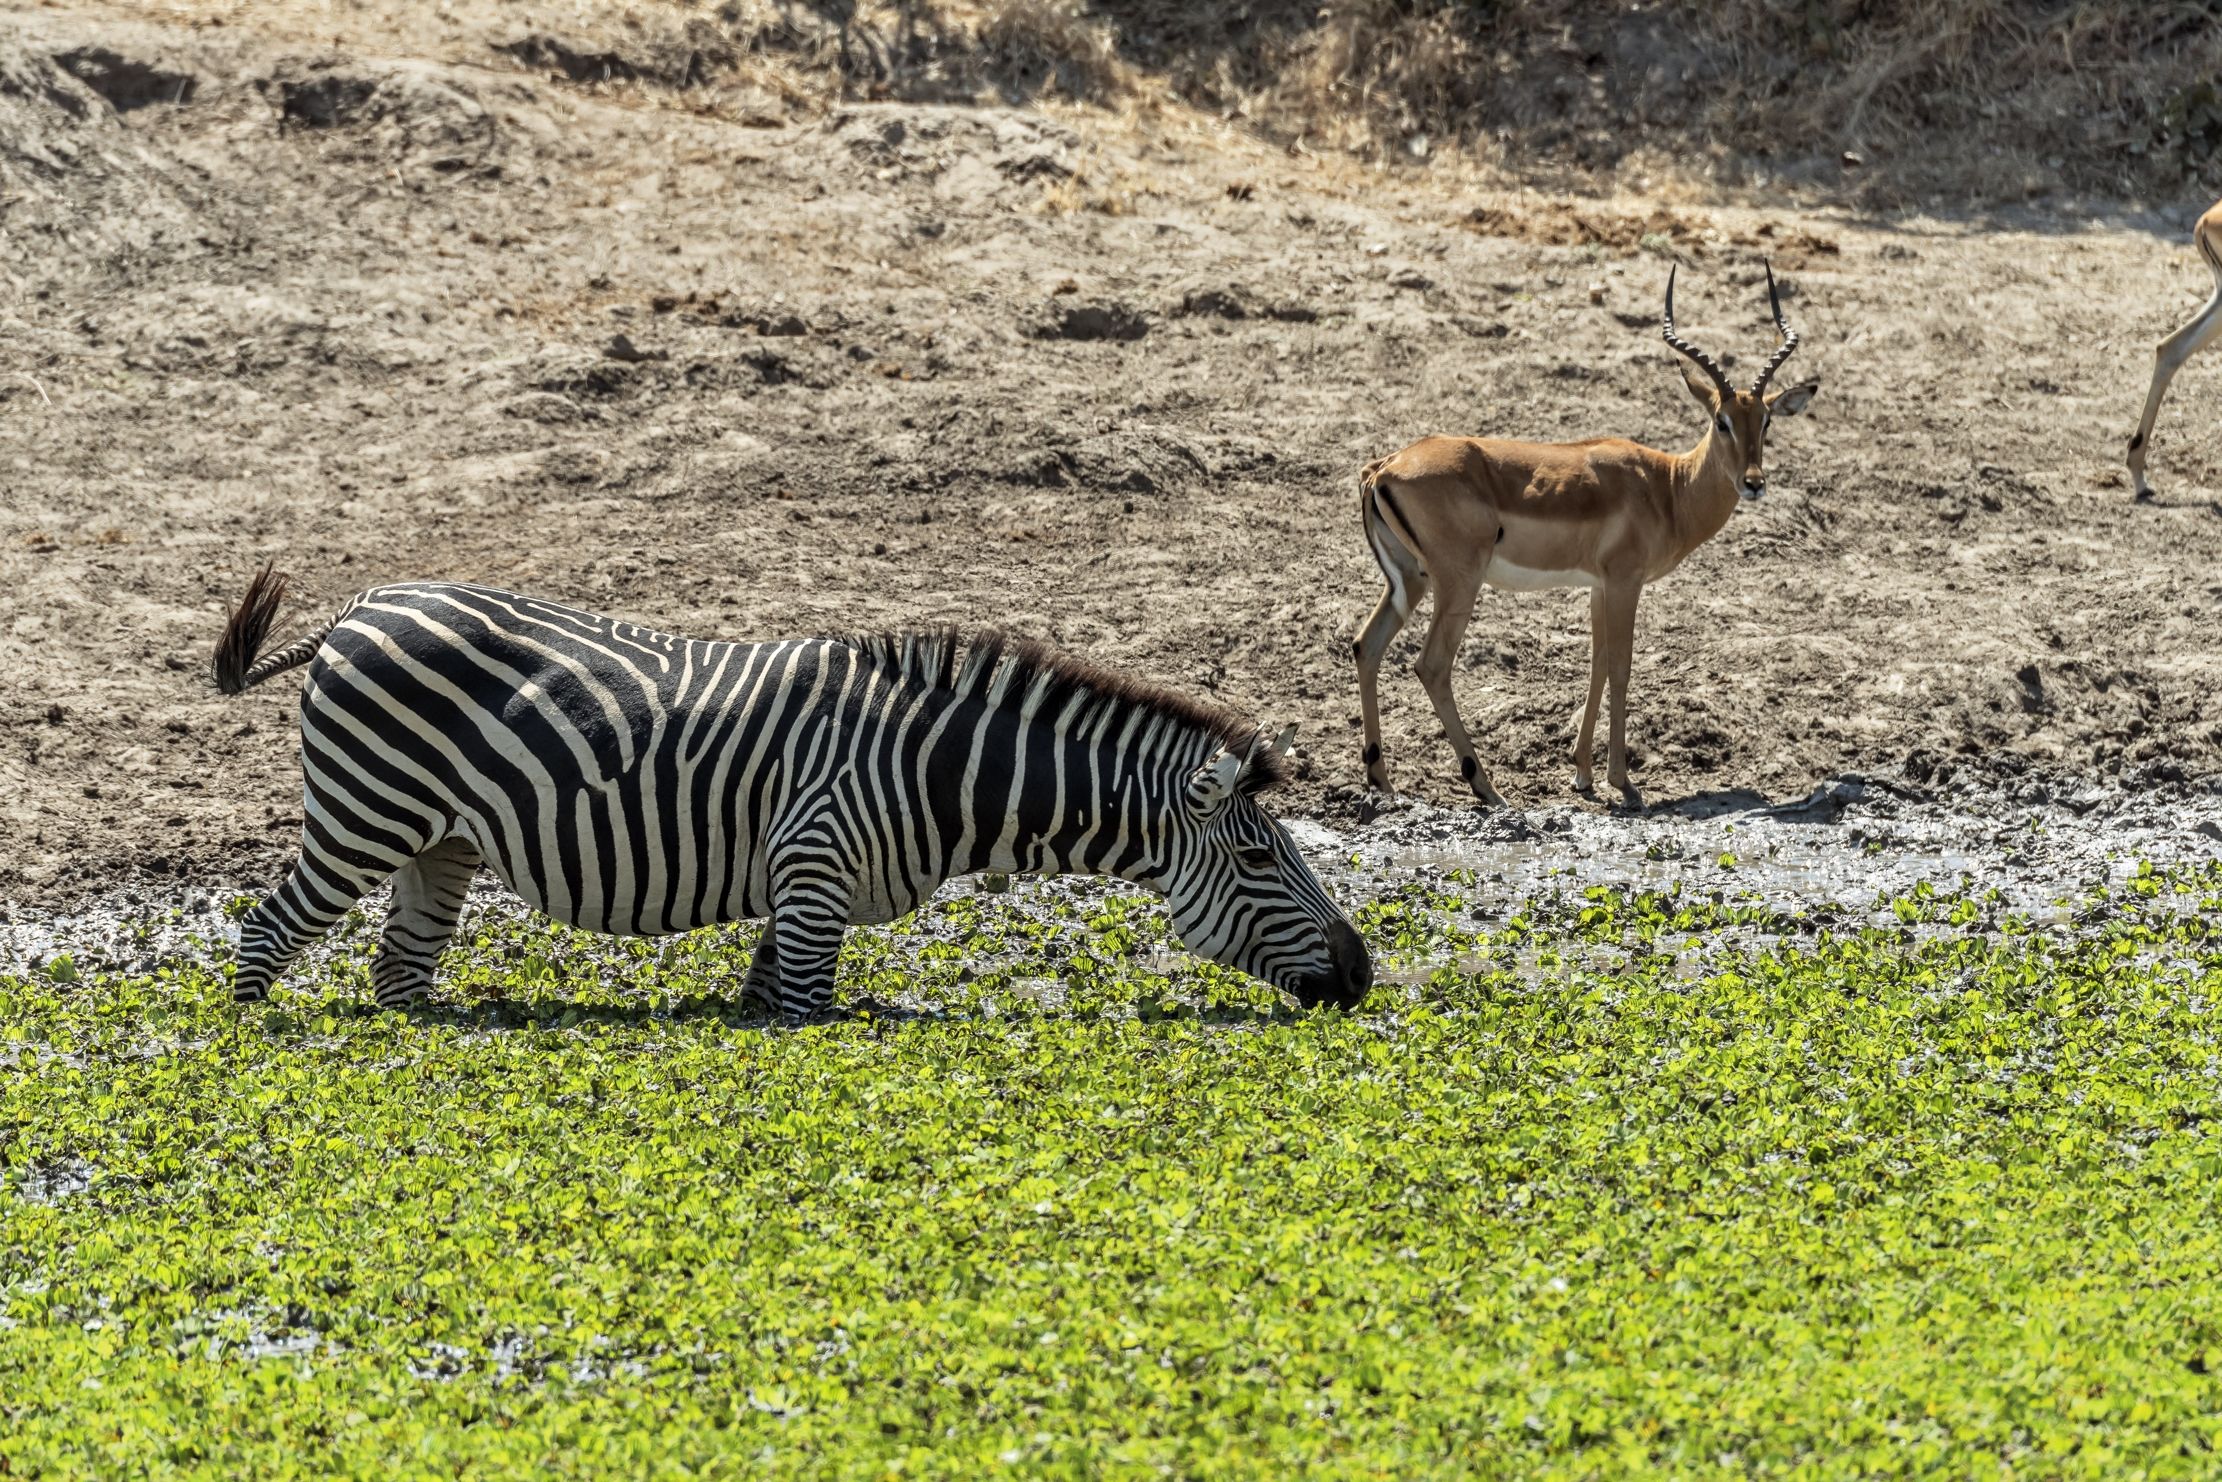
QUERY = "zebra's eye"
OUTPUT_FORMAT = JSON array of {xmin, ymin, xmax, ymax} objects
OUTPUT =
[{"xmin": 1236, "ymin": 846, "xmax": 1278, "ymax": 873}]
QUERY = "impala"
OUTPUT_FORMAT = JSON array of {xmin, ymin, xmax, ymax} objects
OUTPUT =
[
  {"xmin": 2127, "ymin": 198, "xmax": 2222, "ymax": 500},
  {"xmin": 1352, "ymin": 265, "xmax": 1819, "ymax": 806}
]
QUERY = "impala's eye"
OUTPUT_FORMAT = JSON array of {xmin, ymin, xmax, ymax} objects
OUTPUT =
[{"xmin": 1717, "ymin": 414, "xmax": 1734, "ymax": 436}]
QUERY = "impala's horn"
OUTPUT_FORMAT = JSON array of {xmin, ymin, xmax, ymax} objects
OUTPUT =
[
  {"xmin": 1662, "ymin": 264, "xmax": 1734, "ymax": 401},
  {"xmin": 1749, "ymin": 260, "xmax": 1802, "ymax": 395}
]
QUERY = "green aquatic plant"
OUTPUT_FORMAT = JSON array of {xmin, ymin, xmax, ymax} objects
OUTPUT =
[{"xmin": 5, "ymin": 866, "xmax": 2222, "ymax": 1476}]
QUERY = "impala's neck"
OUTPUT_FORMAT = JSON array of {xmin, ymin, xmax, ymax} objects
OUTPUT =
[{"xmin": 1668, "ymin": 424, "xmax": 1744, "ymax": 556}]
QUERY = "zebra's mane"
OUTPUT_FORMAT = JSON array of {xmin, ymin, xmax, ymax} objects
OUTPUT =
[{"xmin": 838, "ymin": 627, "xmax": 1289, "ymax": 792}]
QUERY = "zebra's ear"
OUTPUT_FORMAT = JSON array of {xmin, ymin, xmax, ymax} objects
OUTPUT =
[
  {"xmin": 1268, "ymin": 724, "xmax": 1296, "ymax": 761},
  {"xmin": 1187, "ymin": 746, "xmax": 1244, "ymax": 813}
]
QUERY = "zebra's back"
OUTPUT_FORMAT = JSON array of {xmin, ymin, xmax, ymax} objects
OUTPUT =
[{"xmin": 304, "ymin": 581, "xmax": 856, "ymax": 935}]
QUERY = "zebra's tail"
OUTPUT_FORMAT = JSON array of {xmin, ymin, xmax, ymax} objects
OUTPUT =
[{"xmin": 213, "ymin": 565, "xmax": 333, "ymax": 695}]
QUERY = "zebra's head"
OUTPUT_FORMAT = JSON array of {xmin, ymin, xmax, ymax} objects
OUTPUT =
[{"xmin": 1158, "ymin": 727, "xmax": 1372, "ymax": 1010}]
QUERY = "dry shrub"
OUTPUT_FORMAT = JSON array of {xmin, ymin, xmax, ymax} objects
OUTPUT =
[
  {"xmin": 977, "ymin": 0, "xmax": 1123, "ymax": 102},
  {"xmin": 679, "ymin": 0, "xmax": 2222, "ymax": 202},
  {"xmin": 1086, "ymin": 0, "xmax": 2222, "ymax": 200},
  {"xmin": 704, "ymin": 0, "xmax": 1126, "ymax": 107}
]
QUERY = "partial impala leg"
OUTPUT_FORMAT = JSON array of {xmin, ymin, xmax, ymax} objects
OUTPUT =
[
  {"xmin": 1573, "ymin": 586, "xmax": 1612, "ymax": 795},
  {"xmin": 1353, "ymin": 491, "xmax": 1430, "ymax": 793},
  {"xmin": 2128, "ymin": 253, "xmax": 2222, "ymax": 500},
  {"xmin": 1410, "ymin": 563, "xmax": 1504, "ymax": 806},
  {"xmin": 1354, "ymin": 582, "xmax": 1425, "ymax": 792},
  {"xmin": 1596, "ymin": 581, "xmax": 1643, "ymax": 804}
]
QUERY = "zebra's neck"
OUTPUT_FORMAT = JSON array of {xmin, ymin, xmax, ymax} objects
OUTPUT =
[{"xmin": 932, "ymin": 688, "xmax": 1198, "ymax": 889}]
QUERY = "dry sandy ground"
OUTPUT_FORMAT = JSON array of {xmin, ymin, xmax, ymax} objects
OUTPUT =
[{"xmin": 4, "ymin": 2, "xmax": 2221, "ymax": 905}]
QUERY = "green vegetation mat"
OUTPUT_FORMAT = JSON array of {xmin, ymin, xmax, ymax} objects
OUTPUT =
[{"xmin": 7, "ymin": 866, "xmax": 2222, "ymax": 1477}]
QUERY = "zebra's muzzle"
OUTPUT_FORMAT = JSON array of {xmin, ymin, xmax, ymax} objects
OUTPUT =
[{"xmin": 1290, "ymin": 921, "xmax": 1372, "ymax": 1011}]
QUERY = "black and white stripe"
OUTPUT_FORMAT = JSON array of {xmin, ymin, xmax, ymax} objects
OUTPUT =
[{"xmin": 215, "ymin": 573, "xmax": 1371, "ymax": 1019}]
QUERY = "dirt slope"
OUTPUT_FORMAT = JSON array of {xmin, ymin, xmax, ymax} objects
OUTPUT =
[{"xmin": 3, "ymin": 3, "xmax": 2220, "ymax": 904}]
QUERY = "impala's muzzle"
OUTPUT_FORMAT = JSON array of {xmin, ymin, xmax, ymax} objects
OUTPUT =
[
  {"xmin": 1289, "ymin": 921, "xmax": 1373, "ymax": 1010},
  {"xmin": 1741, "ymin": 471, "xmax": 1766, "ymax": 501}
]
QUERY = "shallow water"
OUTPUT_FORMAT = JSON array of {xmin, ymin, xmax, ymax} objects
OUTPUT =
[{"xmin": 5, "ymin": 782, "xmax": 2219, "ymax": 990}]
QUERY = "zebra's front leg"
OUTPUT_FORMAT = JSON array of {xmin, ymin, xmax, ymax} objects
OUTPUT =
[
  {"xmin": 764, "ymin": 902, "xmax": 850, "ymax": 1026},
  {"xmin": 737, "ymin": 917, "xmax": 780, "ymax": 1016}
]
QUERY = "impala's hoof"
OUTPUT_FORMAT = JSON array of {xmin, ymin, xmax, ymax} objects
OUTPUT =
[{"xmin": 1459, "ymin": 756, "xmax": 1503, "ymax": 807}]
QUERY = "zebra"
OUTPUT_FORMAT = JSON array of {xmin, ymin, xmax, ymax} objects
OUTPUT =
[{"xmin": 211, "ymin": 569, "xmax": 1373, "ymax": 1021}]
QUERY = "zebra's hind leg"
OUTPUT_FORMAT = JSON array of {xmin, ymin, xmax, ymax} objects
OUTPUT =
[
  {"xmin": 233, "ymin": 851, "xmax": 397, "ymax": 1003},
  {"xmin": 370, "ymin": 837, "xmax": 482, "ymax": 1010}
]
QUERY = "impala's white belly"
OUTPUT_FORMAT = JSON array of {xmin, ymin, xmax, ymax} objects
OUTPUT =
[{"xmin": 1483, "ymin": 556, "xmax": 1596, "ymax": 593}]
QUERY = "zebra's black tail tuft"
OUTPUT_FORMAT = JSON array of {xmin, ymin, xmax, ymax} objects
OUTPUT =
[{"xmin": 213, "ymin": 565, "xmax": 294, "ymax": 695}]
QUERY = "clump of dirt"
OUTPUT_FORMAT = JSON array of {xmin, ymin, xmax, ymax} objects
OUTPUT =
[
  {"xmin": 260, "ymin": 59, "xmax": 503, "ymax": 174},
  {"xmin": 53, "ymin": 45, "xmax": 199, "ymax": 111},
  {"xmin": 0, "ymin": 37, "xmax": 207, "ymax": 262},
  {"xmin": 1031, "ymin": 299, "xmax": 1150, "ymax": 342},
  {"xmin": 1170, "ymin": 282, "xmax": 1318, "ymax": 324}
]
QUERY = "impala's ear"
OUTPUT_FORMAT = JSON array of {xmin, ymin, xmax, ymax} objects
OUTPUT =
[
  {"xmin": 1678, "ymin": 360, "xmax": 1721, "ymax": 411},
  {"xmin": 1187, "ymin": 746, "xmax": 1243, "ymax": 813},
  {"xmin": 1766, "ymin": 378, "xmax": 1820, "ymax": 418}
]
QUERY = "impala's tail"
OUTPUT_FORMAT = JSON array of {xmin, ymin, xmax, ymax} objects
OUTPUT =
[
  {"xmin": 213, "ymin": 566, "xmax": 334, "ymax": 695},
  {"xmin": 1359, "ymin": 461, "xmax": 1424, "ymax": 593}
]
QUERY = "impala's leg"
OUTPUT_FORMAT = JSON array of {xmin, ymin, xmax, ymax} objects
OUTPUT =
[
  {"xmin": 1573, "ymin": 586, "xmax": 1612, "ymax": 795},
  {"xmin": 1597, "ymin": 581, "xmax": 1643, "ymax": 804},
  {"xmin": 2129, "ymin": 262, "xmax": 2222, "ymax": 499},
  {"xmin": 1411, "ymin": 564, "xmax": 1502, "ymax": 806},
  {"xmin": 369, "ymin": 836, "xmax": 481, "ymax": 1009},
  {"xmin": 1355, "ymin": 494, "xmax": 1429, "ymax": 792},
  {"xmin": 1354, "ymin": 586, "xmax": 1423, "ymax": 792}
]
